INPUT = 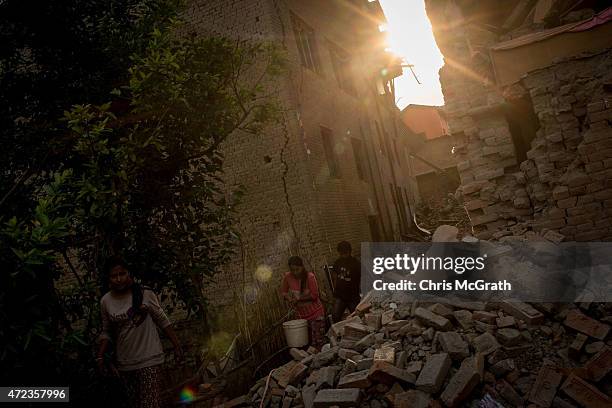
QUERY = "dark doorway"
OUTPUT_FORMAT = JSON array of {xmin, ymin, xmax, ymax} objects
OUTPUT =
[{"xmin": 504, "ymin": 94, "xmax": 540, "ymax": 164}]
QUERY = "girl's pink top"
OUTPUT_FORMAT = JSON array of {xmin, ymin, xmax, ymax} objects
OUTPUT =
[{"xmin": 280, "ymin": 272, "xmax": 325, "ymax": 321}]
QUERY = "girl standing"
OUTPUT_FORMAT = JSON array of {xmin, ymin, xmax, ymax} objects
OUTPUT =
[
  {"xmin": 280, "ymin": 256, "xmax": 326, "ymax": 350},
  {"xmin": 97, "ymin": 257, "xmax": 183, "ymax": 408}
]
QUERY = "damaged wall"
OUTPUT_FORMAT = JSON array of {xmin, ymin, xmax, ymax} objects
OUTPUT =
[
  {"xmin": 425, "ymin": 1, "xmax": 612, "ymax": 240},
  {"xmin": 520, "ymin": 50, "xmax": 612, "ymax": 241},
  {"xmin": 182, "ymin": 0, "xmax": 418, "ymax": 329}
]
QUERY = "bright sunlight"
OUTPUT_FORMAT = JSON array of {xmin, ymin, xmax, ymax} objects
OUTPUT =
[{"xmin": 378, "ymin": 0, "xmax": 445, "ymax": 108}]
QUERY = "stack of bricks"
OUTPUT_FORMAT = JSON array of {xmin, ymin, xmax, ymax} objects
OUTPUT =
[{"xmin": 522, "ymin": 51, "xmax": 612, "ymax": 241}]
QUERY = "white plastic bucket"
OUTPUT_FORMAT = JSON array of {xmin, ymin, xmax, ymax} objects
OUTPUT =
[{"xmin": 282, "ymin": 319, "xmax": 309, "ymax": 348}]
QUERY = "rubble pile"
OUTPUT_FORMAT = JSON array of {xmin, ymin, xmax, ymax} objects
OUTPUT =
[{"xmin": 217, "ymin": 295, "xmax": 611, "ymax": 408}]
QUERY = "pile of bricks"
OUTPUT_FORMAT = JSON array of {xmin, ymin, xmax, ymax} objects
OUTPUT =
[
  {"xmin": 425, "ymin": 0, "xmax": 612, "ymax": 243},
  {"xmin": 215, "ymin": 294, "xmax": 611, "ymax": 407}
]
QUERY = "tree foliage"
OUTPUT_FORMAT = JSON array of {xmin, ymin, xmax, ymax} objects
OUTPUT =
[{"xmin": 0, "ymin": 0, "xmax": 283, "ymax": 400}]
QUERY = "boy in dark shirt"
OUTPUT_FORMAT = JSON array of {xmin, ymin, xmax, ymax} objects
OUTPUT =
[{"xmin": 332, "ymin": 241, "xmax": 362, "ymax": 323}]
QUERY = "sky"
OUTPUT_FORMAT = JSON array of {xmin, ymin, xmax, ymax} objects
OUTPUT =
[{"xmin": 377, "ymin": 0, "xmax": 445, "ymax": 109}]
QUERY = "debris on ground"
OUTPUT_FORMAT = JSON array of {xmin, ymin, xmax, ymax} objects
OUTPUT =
[
  {"xmin": 209, "ymin": 296, "xmax": 611, "ymax": 407},
  {"xmin": 205, "ymin": 226, "xmax": 612, "ymax": 407}
]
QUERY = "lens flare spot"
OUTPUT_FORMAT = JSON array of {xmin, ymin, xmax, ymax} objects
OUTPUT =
[
  {"xmin": 179, "ymin": 385, "xmax": 196, "ymax": 403},
  {"xmin": 333, "ymin": 142, "xmax": 345, "ymax": 155},
  {"xmin": 276, "ymin": 230, "xmax": 292, "ymax": 249},
  {"xmin": 244, "ymin": 284, "xmax": 258, "ymax": 304},
  {"xmin": 255, "ymin": 264, "xmax": 273, "ymax": 282}
]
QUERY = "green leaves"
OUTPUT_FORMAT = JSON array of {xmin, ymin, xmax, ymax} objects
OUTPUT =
[{"xmin": 1, "ymin": 2, "xmax": 283, "ymax": 394}]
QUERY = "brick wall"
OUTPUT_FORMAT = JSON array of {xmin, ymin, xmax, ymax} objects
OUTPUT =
[
  {"xmin": 520, "ymin": 50, "xmax": 612, "ymax": 241},
  {"xmin": 425, "ymin": 0, "xmax": 612, "ymax": 241},
  {"xmin": 182, "ymin": 0, "xmax": 418, "ymax": 329}
]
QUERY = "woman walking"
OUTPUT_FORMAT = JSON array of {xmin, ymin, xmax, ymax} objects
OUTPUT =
[
  {"xmin": 280, "ymin": 256, "xmax": 326, "ymax": 350},
  {"xmin": 97, "ymin": 257, "xmax": 183, "ymax": 408}
]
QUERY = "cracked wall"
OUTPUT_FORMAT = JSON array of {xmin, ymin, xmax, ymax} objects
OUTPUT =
[{"xmin": 184, "ymin": 0, "xmax": 416, "ymax": 313}]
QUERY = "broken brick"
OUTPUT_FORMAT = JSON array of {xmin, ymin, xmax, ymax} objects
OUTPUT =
[
  {"xmin": 528, "ymin": 365, "xmax": 564, "ymax": 407},
  {"xmin": 338, "ymin": 358, "xmax": 357, "ymax": 379},
  {"xmin": 500, "ymin": 300, "xmax": 545, "ymax": 325},
  {"xmin": 314, "ymin": 366, "xmax": 338, "ymax": 389},
  {"xmin": 397, "ymin": 322, "xmax": 424, "ymax": 336},
  {"xmin": 490, "ymin": 359, "xmax": 515, "ymax": 378},
  {"xmin": 415, "ymin": 307, "xmax": 453, "ymax": 331},
  {"xmin": 374, "ymin": 346, "xmax": 395, "ymax": 364},
  {"xmin": 365, "ymin": 313, "xmax": 382, "ymax": 330},
  {"xmin": 585, "ymin": 341, "xmax": 605, "ymax": 355},
  {"xmin": 474, "ymin": 320, "xmax": 497, "ymax": 333},
  {"xmin": 473, "ymin": 332, "xmax": 501, "ymax": 355},
  {"xmin": 355, "ymin": 298, "xmax": 372, "ymax": 313},
  {"xmin": 564, "ymin": 310, "xmax": 611, "ymax": 340},
  {"xmin": 353, "ymin": 333, "xmax": 376, "ymax": 352},
  {"xmin": 473, "ymin": 311, "xmax": 497, "ymax": 324},
  {"xmin": 497, "ymin": 379, "xmax": 524, "ymax": 406},
  {"xmin": 429, "ymin": 303, "xmax": 454, "ymax": 318},
  {"xmin": 496, "ymin": 328, "xmax": 521, "ymax": 346},
  {"xmin": 584, "ymin": 346, "xmax": 612, "ymax": 382},
  {"xmin": 337, "ymin": 370, "xmax": 371, "ymax": 389},
  {"xmin": 502, "ymin": 344, "xmax": 532, "ymax": 358},
  {"xmin": 338, "ymin": 338, "xmax": 355, "ymax": 349},
  {"xmin": 381, "ymin": 309, "xmax": 396, "ymax": 326},
  {"xmin": 395, "ymin": 350, "xmax": 407, "ymax": 368},
  {"xmin": 560, "ymin": 375, "xmax": 612, "ymax": 408},
  {"xmin": 356, "ymin": 358, "xmax": 374, "ymax": 371},
  {"xmin": 272, "ymin": 361, "xmax": 301, "ymax": 388},
  {"xmin": 313, "ymin": 388, "xmax": 361, "ymax": 407},
  {"xmin": 415, "ymin": 353, "xmax": 452, "ymax": 394},
  {"xmin": 312, "ymin": 347, "xmax": 339, "ymax": 368},
  {"xmin": 440, "ymin": 356, "xmax": 481, "ymax": 407},
  {"xmin": 407, "ymin": 360, "xmax": 423, "ymax": 374},
  {"xmin": 395, "ymin": 390, "xmax": 432, "ymax": 408},
  {"xmin": 290, "ymin": 348, "xmax": 310, "ymax": 361},
  {"xmin": 337, "ymin": 348, "xmax": 359, "ymax": 360},
  {"xmin": 496, "ymin": 316, "xmax": 516, "ymax": 328},
  {"xmin": 368, "ymin": 361, "xmax": 416, "ymax": 386},
  {"xmin": 384, "ymin": 383, "xmax": 405, "ymax": 406},
  {"xmin": 329, "ymin": 316, "xmax": 362, "ymax": 338},
  {"xmin": 301, "ymin": 385, "xmax": 316, "ymax": 408},
  {"xmin": 387, "ymin": 319, "xmax": 410, "ymax": 332},
  {"xmin": 343, "ymin": 322, "xmax": 374, "ymax": 340},
  {"xmin": 286, "ymin": 362, "xmax": 308, "ymax": 387},
  {"xmin": 438, "ymin": 331, "xmax": 470, "ymax": 361},
  {"xmin": 453, "ymin": 310, "xmax": 474, "ymax": 330}
]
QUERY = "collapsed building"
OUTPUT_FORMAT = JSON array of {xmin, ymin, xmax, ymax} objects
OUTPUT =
[
  {"xmin": 423, "ymin": 1, "xmax": 612, "ymax": 241},
  {"xmin": 400, "ymin": 104, "xmax": 460, "ymax": 204}
]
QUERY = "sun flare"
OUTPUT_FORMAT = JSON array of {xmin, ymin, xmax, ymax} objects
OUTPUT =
[{"xmin": 378, "ymin": 0, "xmax": 445, "ymax": 108}]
